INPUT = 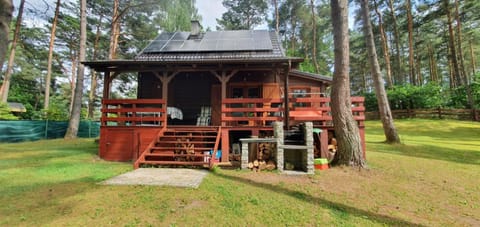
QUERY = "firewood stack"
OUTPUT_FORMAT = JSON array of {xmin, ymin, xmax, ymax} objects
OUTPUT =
[
  {"xmin": 175, "ymin": 137, "xmax": 195, "ymax": 161},
  {"xmin": 247, "ymin": 142, "xmax": 276, "ymax": 172},
  {"xmin": 327, "ymin": 138, "xmax": 337, "ymax": 162}
]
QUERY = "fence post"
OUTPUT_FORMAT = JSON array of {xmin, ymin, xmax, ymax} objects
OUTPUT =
[
  {"xmin": 44, "ymin": 119, "xmax": 49, "ymax": 139},
  {"xmin": 438, "ymin": 107, "xmax": 442, "ymax": 119},
  {"xmin": 88, "ymin": 120, "xmax": 92, "ymax": 138}
]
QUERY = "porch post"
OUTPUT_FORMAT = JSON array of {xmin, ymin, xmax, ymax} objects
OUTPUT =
[
  {"xmin": 283, "ymin": 62, "xmax": 291, "ymax": 129},
  {"xmin": 211, "ymin": 70, "xmax": 238, "ymax": 127},
  {"xmin": 154, "ymin": 71, "xmax": 177, "ymax": 101},
  {"xmin": 211, "ymin": 70, "xmax": 237, "ymax": 163},
  {"xmin": 155, "ymin": 71, "xmax": 177, "ymax": 127},
  {"xmin": 103, "ymin": 71, "xmax": 111, "ymax": 99},
  {"xmin": 103, "ymin": 72, "xmax": 119, "ymax": 100}
]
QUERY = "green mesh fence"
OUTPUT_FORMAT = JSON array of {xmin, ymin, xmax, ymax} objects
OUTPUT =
[{"xmin": 0, "ymin": 120, "xmax": 100, "ymax": 142}]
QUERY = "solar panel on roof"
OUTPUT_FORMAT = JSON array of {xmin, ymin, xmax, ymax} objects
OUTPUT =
[
  {"xmin": 142, "ymin": 40, "xmax": 168, "ymax": 52},
  {"xmin": 172, "ymin": 32, "xmax": 190, "ymax": 40},
  {"xmin": 142, "ymin": 30, "xmax": 273, "ymax": 53},
  {"xmin": 162, "ymin": 40, "xmax": 184, "ymax": 51},
  {"xmin": 181, "ymin": 40, "xmax": 201, "ymax": 51}
]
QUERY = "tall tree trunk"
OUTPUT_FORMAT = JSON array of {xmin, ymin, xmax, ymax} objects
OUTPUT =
[
  {"xmin": 444, "ymin": 0, "xmax": 462, "ymax": 86},
  {"xmin": 468, "ymin": 39, "xmax": 478, "ymax": 120},
  {"xmin": 454, "ymin": 0, "xmax": 467, "ymax": 82},
  {"xmin": 44, "ymin": 0, "xmax": 61, "ymax": 111},
  {"xmin": 310, "ymin": 0, "xmax": 320, "ymax": 73},
  {"xmin": 290, "ymin": 12, "xmax": 297, "ymax": 55},
  {"xmin": 470, "ymin": 40, "xmax": 476, "ymax": 77},
  {"xmin": 373, "ymin": 0, "xmax": 393, "ymax": 88},
  {"xmin": 0, "ymin": 0, "xmax": 12, "ymax": 75},
  {"xmin": 64, "ymin": 0, "xmax": 86, "ymax": 139},
  {"xmin": 416, "ymin": 52, "xmax": 422, "ymax": 85},
  {"xmin": 362, "ymin": 70, "xmax": 367, "ymax": 93},
  {"xmin": 0, "ymin": 0, "xmax": 23, "ymax": 103},
  {"xmin": 387, "ymin": 0, "xmax": 402, "ymax": 85},
  {"xmin": 273, "ymin": 0, "xmax": 279, "ymax": 34},
  {"xmin": 359, "ymin": 0, "xmax": 400, "ymax": 144},
  {"xmin": 406, "ymin": 0, "xmax": 415, "ymax": 85},
  {"xmin": 330, "ymin": 0, "xmax": 365, "ymax": 167},
  {"xmin": 88, "ymin": 16, "xmax": 103, "ymax": 119},
  {"xmin": 69, "ymin": 52, "xmax": 77, "ymax": 114},
  {"xmin": 428, "ymin": 43, "xmax": 438, "ymax": 83},
  {"xmin": 109, "ymin": 0, "xmax": 120, "ymax": 60},
  {"xmin": 453, "ymin": 0, "xmax": 475, "ymax": 118},
  {"xmin": 447, "ymin": 43, "xmax": 455, "ymax": 88}
]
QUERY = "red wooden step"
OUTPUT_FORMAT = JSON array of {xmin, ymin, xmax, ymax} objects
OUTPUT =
[
  {"xmin": 160, "ymin": 135, "xmax": 217, "ymax": 139},
  {"xmin": 145, "ymin": 153, "xmax": 210, "ymax": 158},
  {"xmin": 139, "ymin": 161, "xmax": 208, "ymax": 166},
  {"xmin": 155, "ymin": 141, "xmax": 216, "ymax": 145},
  {"xmin": 150, "ymin": 146, "xmax": 214, "ymax": 151}
]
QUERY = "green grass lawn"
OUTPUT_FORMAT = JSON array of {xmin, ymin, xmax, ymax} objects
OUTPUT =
[{"xmin": 0, "ymin": 119, "xmax": 479, "ymax": 226}]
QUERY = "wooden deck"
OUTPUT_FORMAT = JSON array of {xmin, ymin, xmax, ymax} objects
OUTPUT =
[{"xmin": 99, "ymin": 97, "xmax": 365, "ymax": 167}]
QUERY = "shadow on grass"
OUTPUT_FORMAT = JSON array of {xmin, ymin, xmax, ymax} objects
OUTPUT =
[
  {"xmin": 212, "ymin": 171, "xmax": 425, "ymax": 226},
  {"xmin": 0, "ymin": 177, "xmax": 98, "ymax": 226},
  {"xmin": 0, "ymin": 149, "xmax": 99, "ymax": 171},
  {"xmin": 368, "ymin": 141, "xmax": 480, "ymax": 165}
]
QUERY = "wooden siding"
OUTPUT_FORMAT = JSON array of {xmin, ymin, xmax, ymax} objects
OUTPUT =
[
  {"xmin": 138, "ymin": 72, "xmax": 162, "ymax": 99},
  {"xmin": 100, "ymin": 127, "xmax": 162, "ymax": 161}
]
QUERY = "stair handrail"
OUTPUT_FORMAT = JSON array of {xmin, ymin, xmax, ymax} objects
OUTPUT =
[
  {"xmin": 134, "ymin": 127, "xmax": 166, "ymax": 169},
  {"xmin": 209, "ymin": 126, "xmax": 222, "ymax": 168}
]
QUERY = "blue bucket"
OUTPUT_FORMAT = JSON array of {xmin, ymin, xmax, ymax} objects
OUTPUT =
[{"xmin": 210, "ymin": 150, "xmax": 222, "ymax": 159}]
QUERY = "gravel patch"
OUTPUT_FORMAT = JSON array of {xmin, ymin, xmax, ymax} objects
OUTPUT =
[{"xmin": 101, "ymin": 168, "xmax": 209, "ymax": 188}]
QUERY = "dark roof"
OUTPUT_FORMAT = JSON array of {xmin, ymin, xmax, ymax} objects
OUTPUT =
[
  {"xmin": 8, "ymin": 102, "xmax": 26, "ymax": 112},
  {"xmin": 141, "ymin": 30, "xmax": 273, "ymax": 53},
  {"xmin": 83, "ymin": 29, "xmax": 304, "ymax": 72},
  {"xmin": 135, "ymin": 30, "xmax": 291, "ymax": 62},
  {"xmin": 289, "ymin": 69, "xmax": 332, "ymax": 84}
]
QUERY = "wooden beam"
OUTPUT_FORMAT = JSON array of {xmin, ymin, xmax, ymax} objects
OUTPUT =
[
  {"xmin": 210, "ymin": 70, "xmax": 238, "ymax": 127},
  {"xmin": 103, "ymin": 71, "xmax": 111, "ymax": 99},
  {"xmin": 221, "ymin": 129, "xmax": 229, "ymax": 162},
  {"xmin": 154, "ymin": 71, "xmax": 178, "ymax": 101},
  {"xmin": 284, "ymin": 61, "xmax": 291, "ymax": 129}
]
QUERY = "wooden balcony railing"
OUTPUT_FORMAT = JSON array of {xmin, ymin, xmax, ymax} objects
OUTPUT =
[
  {"xmin": 100, "ymin": 97, "xmax": 365, "ymax": 128},
  {"xmin": 221, "ymin": 98, "xmax": 284, "ymax": 127},
  {"xmin": 101, "ymin": 99, "xmax": 166, "ymax": 127},
  {"xmin": 289, "ymin": 96, "xmax": 365, "ymax": 125},
  {"xmin": 221, "ymin": 96, "xmax": 365, "ymax": 127}
]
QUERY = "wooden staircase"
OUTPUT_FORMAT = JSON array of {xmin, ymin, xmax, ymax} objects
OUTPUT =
[{"xmin": 134, "ymin": 126, "xmax": 221, "ymax": 168}]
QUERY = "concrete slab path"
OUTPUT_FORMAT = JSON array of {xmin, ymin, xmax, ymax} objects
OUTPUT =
[{"xmin": 101, "ymin": 168, "xmax": 209, "ymax": 188}]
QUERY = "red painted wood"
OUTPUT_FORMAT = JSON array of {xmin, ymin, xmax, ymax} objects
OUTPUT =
[
  {"xmin": 100, "ymin": 127, "xmax": 162, "ymax": 162},
  {"xmin": 100, "ymin": 96, "xmax": 366, "ymax": 165}
]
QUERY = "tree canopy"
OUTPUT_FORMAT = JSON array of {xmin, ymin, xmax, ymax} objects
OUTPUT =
[
  {"xmin": 0, "ymin": 0, "xmax": 479, "ymax": 122},
  {"xmin": 216, "ymin": 0, "xmax": 268, "ymax": 30}
]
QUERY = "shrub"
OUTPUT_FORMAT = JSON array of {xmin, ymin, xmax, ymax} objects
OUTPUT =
[
  {"xmin": 364, "ymin": 83, "xmax": 447, "ymax": 111},
  {"xmin": 0, "ymin": 103, "xmax": 18, "ymax": 120}
]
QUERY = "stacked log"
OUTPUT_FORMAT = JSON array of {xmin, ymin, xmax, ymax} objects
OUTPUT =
[
  {"xmin": 327, "ymin": 138, "xmax": 337, "ymax": 162},
  {"xmin": 175, "ymin": 138, "xmax": 195, "ymax": 161},
  {"xmin": 247, "ymin": 142, "xmax": 276, "ymax": 171}
]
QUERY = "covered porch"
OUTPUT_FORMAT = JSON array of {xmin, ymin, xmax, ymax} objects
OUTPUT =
[{"xmin": 84, "ymin": 32, "xmax": 364, "ymax": 168}]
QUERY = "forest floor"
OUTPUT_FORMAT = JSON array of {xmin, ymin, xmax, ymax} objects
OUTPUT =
[{"xmin": 0, "ymin": 119, "xmax": 479, "ymax": 226}]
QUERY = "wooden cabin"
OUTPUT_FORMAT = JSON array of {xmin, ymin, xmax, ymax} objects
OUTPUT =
[{"xmin": 84, "ymin": 22, "xmax": 365, "ymax": 169}]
